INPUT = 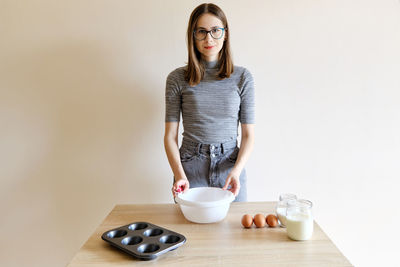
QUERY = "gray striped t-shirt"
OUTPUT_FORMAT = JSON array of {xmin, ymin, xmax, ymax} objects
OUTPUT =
[{"xmin": 165, "ymin": 60, "xmax": 255, "ymax": 144}]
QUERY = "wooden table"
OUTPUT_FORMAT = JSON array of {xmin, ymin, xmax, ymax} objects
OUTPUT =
[{"xmin": 67, "ymin": 202, "xmax": 352, "ymax": 266}]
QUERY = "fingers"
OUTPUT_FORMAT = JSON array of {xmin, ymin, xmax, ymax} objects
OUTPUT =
[
  {"xmin": 228, "ymin": 183, "xmax": 239, "ymax": 196},
  {"xmin": 222, "ymin": 177, "xmax": 231, "ymax": 190},
  {"xmin": 172, "ymin": 179, "xmax": 189, "ymax": 197},
  {"xmin": 172, "ymin": 185, "xmax": 183, "ymax": 197},
  {"xmin": 223, "ymin": 176, "xmax": 240, "ymax": 196},
  {"xmin": 182, "ymin": 182, "xmax": 189, "ymax": 193},
  {"xmin": 230, "ymin": 185, "xmax": 240, "ymax": 196}
]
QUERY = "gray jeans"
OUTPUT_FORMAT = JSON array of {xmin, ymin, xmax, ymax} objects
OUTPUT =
[{"xmin": 178, "ymin": 138, "xmax": 247, "ymax": 202}]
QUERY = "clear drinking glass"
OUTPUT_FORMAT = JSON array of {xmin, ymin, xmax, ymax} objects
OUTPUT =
[
  {"xmin": 286, "ymin": 199, "xmax": 313, "ymax": 241},
  {"xmin": 275, "ymin": 194, "xmax": 297, "ymax": 227}
]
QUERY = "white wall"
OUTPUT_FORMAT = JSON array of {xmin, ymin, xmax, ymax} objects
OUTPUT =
[{"xmin": 1, "ymin": 0, "xmax": 399, "ymax": 266}]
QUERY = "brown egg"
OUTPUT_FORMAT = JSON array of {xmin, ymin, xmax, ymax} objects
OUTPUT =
[
  {"xmin": 241, "ymin": 214, "xmax": 253, "ymax": 228},
  {"xmin": 266, "ymin": 214, "xmax": 278, "ymax": 227},
  {"xmin": 253, "ymin": 214, "xmax": 266, "ymax": 228}
]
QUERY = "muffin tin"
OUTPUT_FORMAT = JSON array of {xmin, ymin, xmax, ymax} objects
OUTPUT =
[{"xmin": 101, "ymin": 221, "xmax": 186, "ymax": 260}]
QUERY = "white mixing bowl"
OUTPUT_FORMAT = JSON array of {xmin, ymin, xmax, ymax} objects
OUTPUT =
[{"xmin": 175, "ymin": 187, "xmax": 235, "ymax": 223}]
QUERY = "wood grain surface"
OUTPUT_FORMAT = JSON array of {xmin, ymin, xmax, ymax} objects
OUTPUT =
[{"xmin": 67, "ymin": 202, "xmax": 352, "ymax": 266}]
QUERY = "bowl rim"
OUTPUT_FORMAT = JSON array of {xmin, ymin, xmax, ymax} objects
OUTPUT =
[{"xmin": 175, "ymin": 187, "xmax": 235, "ymax": 208}]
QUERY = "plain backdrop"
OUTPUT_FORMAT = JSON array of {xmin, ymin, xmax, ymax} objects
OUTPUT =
[{"xmin": 1, "ymin": 0, "xmax": 399, "ymax": 266}]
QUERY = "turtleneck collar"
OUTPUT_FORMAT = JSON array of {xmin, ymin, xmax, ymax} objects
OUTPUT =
[{"xmin": 202, "ymin": 59, "xmax": 219, "ymax": 69}]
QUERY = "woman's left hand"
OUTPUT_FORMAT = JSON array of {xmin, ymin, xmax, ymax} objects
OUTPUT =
[{"xmin": 222, "ymin": 170, "xmax": 241, "ymax": 196}]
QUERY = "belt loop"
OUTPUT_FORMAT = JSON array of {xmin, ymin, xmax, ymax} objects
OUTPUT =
[{"xmin": 221, "ymin": 142, "xmax": 224, "ymax": 154}]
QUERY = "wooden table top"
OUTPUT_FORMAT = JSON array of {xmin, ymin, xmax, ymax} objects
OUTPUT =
[{"xmin": 67, "ymin": 202, "xmax": 352, "ymax": 266}]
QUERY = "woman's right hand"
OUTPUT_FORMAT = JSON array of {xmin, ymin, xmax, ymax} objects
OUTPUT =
[{"xmin": 172, "ymin": 178, "xmax": 190, "ymax": 197}]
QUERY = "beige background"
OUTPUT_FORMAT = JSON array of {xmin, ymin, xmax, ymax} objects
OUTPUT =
[{"xmin": 1, "ymin": 0, "xmax": 399, "ymax": 266}]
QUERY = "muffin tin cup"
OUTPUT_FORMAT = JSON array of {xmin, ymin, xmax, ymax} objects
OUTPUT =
[{"xmin": 101, "ymin": 222, "xmax": 186, "ymax": 260}]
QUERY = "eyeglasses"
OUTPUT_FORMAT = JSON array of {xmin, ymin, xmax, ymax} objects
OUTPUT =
[{"xmin": 193, "ymin": 27, "xmax": 225, "ymax": 41}]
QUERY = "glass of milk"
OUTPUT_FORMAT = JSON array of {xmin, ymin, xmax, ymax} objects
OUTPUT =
[
  {"xmin": 275, "ymin": 194, "xmax": 297, "ymax": 227},
  {"xmin": 286, "ymin": 199, "xmax": 313, "ymax": 241}
]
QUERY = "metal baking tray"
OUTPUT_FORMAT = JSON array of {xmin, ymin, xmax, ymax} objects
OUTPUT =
[{"xmin": 101, "ymin": 221, "xmax": 186, "ymax": 260}]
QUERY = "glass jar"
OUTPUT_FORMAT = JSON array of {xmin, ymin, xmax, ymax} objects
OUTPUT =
[
  {"xmin": 286, "ymin": 199, "xmax": 313, "ymax": 241},
  {"xmin": 279, "ymin": 193, "xmax": 297, "ymax": 201},
  {"xmin": 275, "ymin": 194, "xmax": 297, "ymax": 227}
]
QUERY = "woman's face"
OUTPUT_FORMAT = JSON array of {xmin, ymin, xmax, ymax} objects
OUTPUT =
[{"xmin": 194, "ymin": 13, "xmax": 225, "ymax": 62}]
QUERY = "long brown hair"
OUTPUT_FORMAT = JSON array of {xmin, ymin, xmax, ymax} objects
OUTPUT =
[{"xmin": 185, "ymin": 3, "xmax": 234, "ymax": 86}]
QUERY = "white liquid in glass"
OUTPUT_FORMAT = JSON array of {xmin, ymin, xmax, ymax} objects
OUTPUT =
[{"xmin": 286, "ymin": 213, "xmax": 313, "ymax": 241}]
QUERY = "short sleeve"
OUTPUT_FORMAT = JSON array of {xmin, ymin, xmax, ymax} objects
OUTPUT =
[
  {"xmin": 165, "ymin": 71, "xmax": 182, "ymax": 122},
  {"xmin": 239, "ymin": 68, "xmax": 255, "ymax": 124}
]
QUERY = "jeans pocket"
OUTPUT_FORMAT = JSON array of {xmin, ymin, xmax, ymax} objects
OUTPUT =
[
  {"xmin": 179, "ymin": 147, "xmax": 197, "ymax": 162},
  {"xmin": 227, "ymin": 147, "xmax": 239, "ymax": 163}
]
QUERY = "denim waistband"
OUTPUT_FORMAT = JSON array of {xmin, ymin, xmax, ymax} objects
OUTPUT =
[{"xmin": 181, "ymin": 138, "xmax": 237, "ymax": 155}]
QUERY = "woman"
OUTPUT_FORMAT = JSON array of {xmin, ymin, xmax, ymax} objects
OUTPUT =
[{"xmin": 164, "ymin": 3, "xmax": 255, "ymax": 201}]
